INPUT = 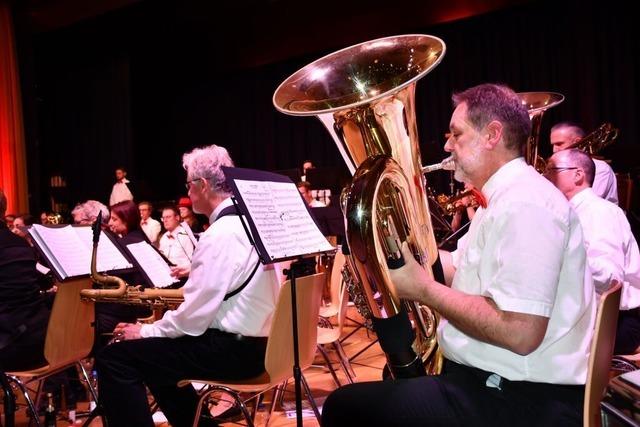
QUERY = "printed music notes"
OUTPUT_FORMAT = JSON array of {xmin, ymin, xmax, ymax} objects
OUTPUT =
[{"xmin": 234, "ymin": 179, "xmax": 333, "ymax": 261}]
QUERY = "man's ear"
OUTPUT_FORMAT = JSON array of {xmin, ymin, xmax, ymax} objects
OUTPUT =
[
  {"xmin": 574, "ymin": 168, "xmax": 585, "ymax": 186},
  {"xmin": 484, "ymin": 120, "xmax": 503, "ymax": 150}
]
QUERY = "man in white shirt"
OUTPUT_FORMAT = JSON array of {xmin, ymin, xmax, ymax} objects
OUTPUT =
[
  {"xmin": 109, "ymin": 167, "xmax": 134, "ymax": 207},
  {"xmin": 138, "ymin": 201, "xmax": 161, "ymax": 246},
  {"xmin": 550, "ymin": 122, "xmax": 618, "ymax": 204},
  {"xmin": 323, "ymin": 84, "xmax": 595, "ymax": 427},
  {"xmin": 95, "ymin": 145, "xmax": 281, "ymax": 427},
  {"xmin": 158, "ymin": 206, "xmax": 195, "ymax": 276},
  {"xmin": 297, "ymin": 181, "xmax": 326, "ymax": 207},
  {"xmin": 546, "ymin": 148, "xmax": 640, "ymax": 354}
]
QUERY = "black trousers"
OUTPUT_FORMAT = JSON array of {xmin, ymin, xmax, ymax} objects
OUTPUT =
[
  {"xmin": 322, "ymin": 360, "xmax": 584, "ymax": 427},
  {"xmin": 95, "ymin": 328, "xmax": 267, "ymax": 427},
  {"xmin": 615, "ymin": 307, "xmax": 640, "ymax": 355}
]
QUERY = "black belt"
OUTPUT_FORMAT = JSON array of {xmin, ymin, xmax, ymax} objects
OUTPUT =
[{"xmin": 206, "ymin": 328, "xmax": 267, "ymax": 343}]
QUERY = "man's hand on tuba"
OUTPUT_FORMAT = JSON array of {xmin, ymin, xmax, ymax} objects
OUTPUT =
[{"xmin": 388, "ymin": 242, "xmax": 437, "ymax": 302}]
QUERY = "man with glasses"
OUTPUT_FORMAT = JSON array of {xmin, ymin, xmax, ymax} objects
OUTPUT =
[
  {"xmin": 95, "ymin": 145, "xmax": 281, "ymax": 427},
  {"xmin": 550, "ymin": 122, "xmax": 618, "ymax": 204},
  {"xmin": 546, "ymin": 148, "xmax": 640, "ymax": 354}
]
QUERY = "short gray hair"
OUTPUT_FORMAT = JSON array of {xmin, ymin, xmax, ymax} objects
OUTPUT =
[
  {"xmin": 182, "ymin": 145, "xmax": 235, "ymax": 195},
  {"xmin": 72, "ymin": 200, "xmax": 109, "ymax": 225}
]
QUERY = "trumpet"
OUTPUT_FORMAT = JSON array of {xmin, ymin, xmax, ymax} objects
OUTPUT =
[
  {"xmin": 436, "ymin": 190, "xmax": 479, "ymax": 215},
  {"xmin": 422, "ymin": 156, "xmax": 455, "ymax": 174}
]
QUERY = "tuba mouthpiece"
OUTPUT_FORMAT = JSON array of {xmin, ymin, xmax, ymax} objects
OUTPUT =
[{"xmin": 422, "ymin": 156, "xmax": 455, "ymax": 174}]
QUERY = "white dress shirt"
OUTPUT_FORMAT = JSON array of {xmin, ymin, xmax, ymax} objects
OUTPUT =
[
  {"xmin": 443, "ymin": 157, "xmax": 596, "ymax": 384},
  {"xmin": 141, "ymin": 217, "xmax": 161, "ymax": 245},
  {"xmin": 109, "ymin": 179, "xmax": 134, "ymax": 206},
  {"xmin": 593, "ymin": 158, "xmax": 618, "ymax": 205},
  {"xmin": 140, "ymin": 197, "xmax": 280, "ymax": 338},
  {"xmin": 570, "ymin": 187, "xmax": 640, "ymax": 310},
  {"xmin": 158, "ymin": 225, "xmax": 195, "ymax": 268}
]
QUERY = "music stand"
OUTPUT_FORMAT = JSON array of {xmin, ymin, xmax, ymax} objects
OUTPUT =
[{"xmin": 223, "ymin": 166, "xmax": 334, "ymax": 427}]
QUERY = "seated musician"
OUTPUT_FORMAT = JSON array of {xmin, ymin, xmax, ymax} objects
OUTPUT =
[
  {"xmin": 322, "ymin": 84, "xmax": 596, "ymax": 426},
  {"xmin": 94, "ymin": 200, "xmax": 151, "ymax": 351},
  {"xmin": 550, "ymin": 121, "xmax": 618, "ymax": 204},
  {"xmin": 158, "ymin": 205, "xmax": 195, "ymax": 279},
  {"xmin": 71, "ymin": 200, "xmax": 109, "ymax": 226},
  {"xmin": 546, "ymin": 148, "xmax": 640, "ymax": 354},
  {"xmin": 95, "ymin": 144, "xmax": 281, "ymax": 427},
  {"xmin": 0, "ymin": 188, "xmax": 49, "ymax": 371}
]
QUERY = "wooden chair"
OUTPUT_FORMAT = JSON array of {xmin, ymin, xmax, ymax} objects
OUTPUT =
[
  {"xmin": 5, "ymin": 278, "xmax": 97, "ymax": 426},
  {"xmin": 177, "ymin": 272, "xmax": 325, "ymax": 427},
  {"xmin": 316, "ymin": 250, "xmax": 356, "ymax": 386},
  {"xmin": 584, "ymin": 281, "xmax": 621, "ymax": 427}
]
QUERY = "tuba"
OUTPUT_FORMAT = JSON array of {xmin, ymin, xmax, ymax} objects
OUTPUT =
[
  {"xmin": 80, "ymin": 213, "xmax": 183, "ymax": 319},
  {"xmin": 518, "ymin": 92, "xmax": 565, "ymax": 172},
  {"xmin": 274, "ymin": 34, "xmax": 445, "ymax": 377}
]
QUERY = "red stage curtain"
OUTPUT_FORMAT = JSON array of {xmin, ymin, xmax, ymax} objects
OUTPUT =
[{"xmin": 0, "ymin": 1, "xmax": 29, "ymax": 215}]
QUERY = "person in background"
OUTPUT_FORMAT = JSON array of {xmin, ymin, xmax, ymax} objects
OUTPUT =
[
  {"xmin": 4, "ymin": 213, "xmax": 16, "ymax": 231},
  {"xmin": 301, "ymin": 159, "xmax": 315, "ymax": 182},
  {"xmin": 12, "ymin": 214, "xmax": 36, "ymax": 245},
  {"xmin": 546, "ymin": 148, "xmax": 640, "ymax": 354},
  {"xmin": 550, "ymin": 122, "xmax": 618, "ymax": 204},
  {"xmin": 159, "ymin": 206, "xmax": 195, "ymax": 280},
  {"xmin": 138, "ymin": 201, "xmax": 161, "ymax": 246},
  {"xmin": 297, "ymin": 181, "xmax": 325, "ymax": 207},
  {"xmin": 177, "ymin": 196, "xmax": 203, "ymax": 233},
  {"xmin": 71, "ymin": 200, "xmax": 109, "ymax": 227},
  {"xmin": 109, "ymin": 166, "xmax": 135, "ymax": 207}
]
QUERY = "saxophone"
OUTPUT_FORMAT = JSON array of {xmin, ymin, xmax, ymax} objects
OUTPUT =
[
  {"xmin": 79, "ymin": 213, "xmax": 183, "ymax": 317},
  {"xmin": 274, "ymin": 34, "xmax": 445, "ymax": 377}
]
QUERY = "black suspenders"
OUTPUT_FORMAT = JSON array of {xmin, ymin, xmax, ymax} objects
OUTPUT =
[{"xmin": 216, "ymin": 206, "xmax": 261, "ymax": 301}]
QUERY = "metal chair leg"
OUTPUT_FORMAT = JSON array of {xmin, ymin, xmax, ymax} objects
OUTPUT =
[
  {"xmin": 1, "ymin": 371, "xmax": 16, "ymax": 427},
  {"xmin": 6, "ymin": 376, "xmax": 40, "ymax": 427},
  {"xmin": 265, "ymin": 386, "xmax": 283, "ymax": 427},
  {"xmin": 300, "ymin": 374, "xmax": 321, "ymax": 423},
  {"xmin": 316, "ymin": 345, "xmax": 341, "ymax": 387},
  {"xmin": 333, "ymin": 342, "xmax": 355, "ymax": 383}
]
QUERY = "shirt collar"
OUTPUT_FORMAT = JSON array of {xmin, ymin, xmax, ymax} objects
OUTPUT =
[
  {"xmin": 569, "ymin": 187, "xmax": 594, "ymax": 209},
  {"xmin": 481, "ymin": 157, "xmax": 528, "ymax": 206},
  {"xmin": 210, "ymin": 197, "xmax": 234, "ymax": 223}
]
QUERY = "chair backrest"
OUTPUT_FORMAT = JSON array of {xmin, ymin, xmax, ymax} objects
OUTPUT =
[
  {"xmin": 584, "ymin": 281, "xmax": 622, "ymax": 427},
  {"xmin": 328, "ymin": 250, "xmax": 346, "ymax": 313},
  {"xmin": 43, "ymin": 278, "xmax": 95, "ymax": 369},
  {"xmin": 264, "ymin": 273, "xmax": 324, "ymax": 384}
]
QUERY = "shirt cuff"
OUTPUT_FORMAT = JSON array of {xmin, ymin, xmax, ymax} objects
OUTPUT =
[{"xmin": 140, "ymin": 323, "xmax": 161, "ymax": 338}]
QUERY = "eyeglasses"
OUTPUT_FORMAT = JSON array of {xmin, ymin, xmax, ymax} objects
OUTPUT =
[
  {"xmin": 543, "ymin": 166, "xmax": 578, "ymax": 175},
  {"xmin": 185, "ymin": 177, "xmax": 203, "ymax": 190}
]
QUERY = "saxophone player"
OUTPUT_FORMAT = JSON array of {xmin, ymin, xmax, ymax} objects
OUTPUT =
[
  {"xmin": 323, "ymin": 84, "xmax": 596, "ymax": 426},
  {"xmin": 95, "ymin": 145, "xmax": 281, "ymax": 427}
]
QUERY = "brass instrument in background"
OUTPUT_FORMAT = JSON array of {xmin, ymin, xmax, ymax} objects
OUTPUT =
[
  {"xmin": 46, "ymin": 213, "xmax": 64, "ymax": 224},
  {"xmin": 274, "ymin": 34, "xmax": 445, "ymax": 377},
  {"xmin": 568, "ymin": 122, "xmax": 618, "ymax": 155},
  {"xmin": 518, "ymin": 92, "xmax": 565, "ymax": 172},
  {"xmin": 80, "ymin": 213, "xmax": 183, "ymax": 318},
  {"xmin": 436, "ymin": 190, "xmax": 479, "ymax": 216}
]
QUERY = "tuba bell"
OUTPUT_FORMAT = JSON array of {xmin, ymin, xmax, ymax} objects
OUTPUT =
[
  {"xmin": 274, "ymin": 34, "xmax": 445, "ymax": 378},
  {"xmin": 517, "ymin": 91, "xmax": 565, "ymax": 172}
]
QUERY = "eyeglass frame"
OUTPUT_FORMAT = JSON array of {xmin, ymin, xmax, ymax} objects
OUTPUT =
[
  {"xmin": 184, "ymin": 176, "xmax": 211, "ymax": 190},
  {"xmin": 543, "ymin": 166, "xmax": 579, "ymax": 175}
]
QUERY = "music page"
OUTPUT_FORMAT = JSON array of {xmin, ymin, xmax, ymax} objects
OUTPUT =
[
  {"xmin": 72, "ymin": 226, "xmax": 133, "ymax": 272},
  {"xmin": 234, "ymin": 180, "xmax": 333, "ymax": 260},
  {"xmin": 125, "ymin": 241, "xmax": 180, "ymax": 288},
  {"xmin": 30, "ymin": 224, "xmax": 92, "ymax": 279}
]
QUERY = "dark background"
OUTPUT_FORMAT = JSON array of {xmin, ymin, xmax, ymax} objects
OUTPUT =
[{"xmin": 10, "ymin": 0, "xmax": 639, "ymax": 221}]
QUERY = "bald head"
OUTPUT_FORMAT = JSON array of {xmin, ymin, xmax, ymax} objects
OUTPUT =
[{"xmin": 545, "ymin": 149, "xmax": 595, "ymax": 200}]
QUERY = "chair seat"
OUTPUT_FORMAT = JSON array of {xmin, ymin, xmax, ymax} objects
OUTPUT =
[
  {"xmin": 317, "ymin": 327, "xmax": 341, "ymax": 345},
  {"xmin": 319, "ymin": 305, "xmax": 338, "ymax": 318},
  {"xmin": 177, "ymin": 371, "xmax": 274, "ymax": 393},
  {"xmin": 6, "ymin": 364, "xmax": 51, "ymax": 377}
]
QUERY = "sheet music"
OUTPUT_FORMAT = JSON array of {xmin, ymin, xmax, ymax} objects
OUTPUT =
[
  {"xmin": 235, "ymin": 180, "xmax": 333, "ymax": 260},
  {"xmin": 29, "ymin": 225, "xmax": 133, "ymax": 280},
  {"xmin": 125, "ymin": 241, "xmax": 180, "ymax": 288},
  {"xmin": 30, "ymin": 224, "xmax": 92, "ymax": 278},
  {"xmin": 72, "ymin": 227, "xmax": 133, "ymax": 272}
]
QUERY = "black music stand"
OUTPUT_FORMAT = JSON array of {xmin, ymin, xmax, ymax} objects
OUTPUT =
[{"xmin": 223, "ymin": 166, "xmax": 334, "ymax": 427}]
